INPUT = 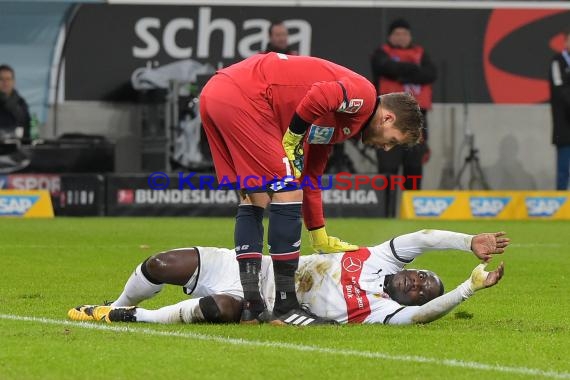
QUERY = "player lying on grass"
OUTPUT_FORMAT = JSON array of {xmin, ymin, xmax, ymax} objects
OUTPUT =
[{"xmin": 68, "ymin": 229, "xmax": 507, "ymax": 325}]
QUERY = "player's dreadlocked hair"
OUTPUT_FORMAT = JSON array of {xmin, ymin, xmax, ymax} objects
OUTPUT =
[{"xmin": 380, "ymin": 92, "xmax": 424, "ymax": 147}]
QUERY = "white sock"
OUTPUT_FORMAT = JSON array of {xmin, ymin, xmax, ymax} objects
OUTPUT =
[
  {"xmin": 111, "ymin": 264, "xmax": 164, "ymax": 307},
  {"xmin": 135, "ymin": 298, "xmax": 204, "ymax": 324}
]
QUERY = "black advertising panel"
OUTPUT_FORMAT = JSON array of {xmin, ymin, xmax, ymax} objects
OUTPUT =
[
  {"xmin": 64, "ymin": 4, "xmax": 570, "ymax": 104},
  {"xmin": 58, "ymin": 174, "xmax": 106, "ymax": 216},
  {"xmin": 106, "ymin": 173, "xmax": 390, "ymax": 217},
  {"xmin": 0, "ymin": 173, "xmax": 105, "ymax": 216},
  {"xmin": 106, "ymin": 173, "xmax": 240, "ymax": 216},
  {"xmin": 319, "ymin": 174, "xmax": 388, "ymax": 218}
]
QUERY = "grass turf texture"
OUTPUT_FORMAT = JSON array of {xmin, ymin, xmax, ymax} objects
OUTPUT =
[{"xmin": 0, "ymin": 218, "xmax": 568, "ymax": 380}]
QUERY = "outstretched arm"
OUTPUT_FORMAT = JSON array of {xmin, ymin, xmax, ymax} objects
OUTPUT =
[
  {"xmin": 386, "ymin": 262, "xmax": 505, "ymax": 325},
  {"xmin": 386, "ymin": 230, "xmax": 509, "ymax": 263}
]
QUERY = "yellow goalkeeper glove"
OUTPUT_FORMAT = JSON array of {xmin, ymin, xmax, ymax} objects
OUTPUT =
[
  {"xmin": 282, "ymin": 128, "xmax": 305, "ymax": 178},
  {"xmin": 309, "ymin": 227, "xmax": 358, "ymax": 254}
]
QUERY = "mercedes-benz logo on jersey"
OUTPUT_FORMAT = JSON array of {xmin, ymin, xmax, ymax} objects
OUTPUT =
[{"xmin": 342, "ymin": 256, "xmax": 362, "ymax": 273}]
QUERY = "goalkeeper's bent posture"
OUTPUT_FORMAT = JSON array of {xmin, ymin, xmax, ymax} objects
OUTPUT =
[
  {"xmin": 199, "ymin": 53, "xmax": 423, "ymax": 325},
  {"xmin": 69, "ymin": 229, "xmax": 507, "ymax": 325}
]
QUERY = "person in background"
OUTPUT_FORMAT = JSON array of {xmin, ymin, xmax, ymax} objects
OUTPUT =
[
  {"xmin": 548, "ymin": 30, "xmax": 570, "ymax": 190},
  {"xmin": 264, "ymin": 20, "xmax": 298, "ymax": 55},
  {"xmin": 0, "ymin": 64, "xmax": 31, "ymax": 142},
  {"xmin": 371, "ymin": 18, "xmax": 437, "ymax": 192}
]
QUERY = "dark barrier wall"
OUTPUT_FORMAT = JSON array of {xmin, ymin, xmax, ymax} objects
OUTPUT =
[{"xmin": 64, "ymin": 5, "xmax": 570, "ymax": 103}]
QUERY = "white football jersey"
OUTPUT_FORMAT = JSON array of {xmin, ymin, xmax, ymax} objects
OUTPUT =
[{"xmin": 259, "ymin": 240, "xmax": 409, "ymax": 324}]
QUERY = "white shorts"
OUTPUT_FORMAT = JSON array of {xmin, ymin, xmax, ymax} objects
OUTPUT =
[{"xmin": 184, "ymin": 246, "xmax": 276, "ymax": 310}]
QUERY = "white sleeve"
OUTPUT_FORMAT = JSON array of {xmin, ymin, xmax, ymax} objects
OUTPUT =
[
  {"xmin": 552, "ymin": 60, "xmax": 563, "ymax": 86},
  {"xmin": 387, "ymin": 229, "xmax": 474, "ymax": 263},
  {"xmin": 384, "ymin": 280, "xmax": 474, "ymax": 325}
]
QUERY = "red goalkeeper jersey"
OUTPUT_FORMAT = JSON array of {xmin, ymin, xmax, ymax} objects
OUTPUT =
[{"xmin": 218, "ymin": 53, "xmax": 378, "ymax": 228}]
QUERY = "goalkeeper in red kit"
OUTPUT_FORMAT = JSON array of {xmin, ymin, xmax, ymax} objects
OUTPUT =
[{"xmin": 199, "ymin": 52, "xmax": 423, "ymax": 325}]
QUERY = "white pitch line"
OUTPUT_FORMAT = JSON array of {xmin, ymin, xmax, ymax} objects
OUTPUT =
[{"xmin": 1, "ymin": 314, "xmax": 569, "ymax": 379}]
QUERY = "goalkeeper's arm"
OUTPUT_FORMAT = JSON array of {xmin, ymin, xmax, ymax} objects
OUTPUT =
[{"xmin": 386, "ymin": 262, "xmax": 505, "ymax": 325}]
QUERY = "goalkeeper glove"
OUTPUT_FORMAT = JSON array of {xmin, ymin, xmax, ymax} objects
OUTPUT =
[
  {"xmin": 309, "ymin": 226, "xmax": 358, "ymax": 254},
  {"xmin": 282, "ymin": 128, "xmax": 305, "ymax": 178}
]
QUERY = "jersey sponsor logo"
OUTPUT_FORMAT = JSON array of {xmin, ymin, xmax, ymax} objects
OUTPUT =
[
  {"xmin": 469, "ymin": 196, "xmax": 510, "ymax": 217},
  {"xmin": 0, "ymin": 195, "xmax": 39, "ymax": 216},
  {"xmin": 412, "ymin": 196, "xmax": 454, "ymax": 217},
  {"xmin": 341, "ymin": 248, "xmax": 371, "ymax": 323},
  {"xmin": 307, "ymin": 124, "xmax": 334, "ymax": 144},
  {"xmin": 525, "ymin": 196, "xmax": 567, "ymax": 217},
  {"xmin": 338, "ymin": 99, "xmax": 363, "ymax": 114},
  {"xmin": 342, "ymin": 256, "xmax": 362, "ymax": 273}
]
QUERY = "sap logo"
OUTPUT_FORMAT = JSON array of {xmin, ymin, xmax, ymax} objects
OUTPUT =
[
  {"xmin": 307, "ymin": 125, "xmax": 334, "ymax": 144},
  {"xmin": 133, "ymin": 7, "xmax": 311, "ymax": 59},
  {"xmin": 525, "ymin": 197, "xmax": 567, "ymax": 217},
  {"xmin": 469, "ymin": 197, "xmax": 510, "ymax": 217},
  {"xmin": 413, "ymin": 197, "xmax": 454, "ymax": 217},
  {"xmin": 0, "ymin": 196, "xmax": 39, "ymax": 216}
]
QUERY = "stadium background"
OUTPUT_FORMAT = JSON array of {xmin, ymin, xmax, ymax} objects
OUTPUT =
[
  {"xmin": 1, "ymin": 2, "xmax": 570, "ymax": 379},
  {"xmin": 2, "ymin": 1, "xmax": 570, "ymax": 205}
]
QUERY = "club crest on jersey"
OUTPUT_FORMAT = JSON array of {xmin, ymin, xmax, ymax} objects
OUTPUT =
[
  {"xmin": 307, "ymin": 124, "xmax": 334, "ymax": 144},
  {"xmin": 338, "ymin": 98, "xmax": 364, "ymax": 114},
  {"xmin": 342, "ymin": 256, "xmax": 362, "ymax": 273}
]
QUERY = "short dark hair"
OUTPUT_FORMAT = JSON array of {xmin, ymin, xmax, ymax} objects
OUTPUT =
[
  {"xmin": 268, "ymin": 20, "xmax": 285, "ymax": 36},
  {"xmin": 380, "ymin": 92, "xmax": 424, "ymax": 146},
  {"xmin": 388, "ymin": 18, "xmax": 411, "ymax": 35},
  {"xmin": 0, "ymin": 64, "xmax": 14, "ymax": 77}
]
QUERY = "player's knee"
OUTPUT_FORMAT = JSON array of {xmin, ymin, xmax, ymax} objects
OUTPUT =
[
  {"xmin": 143, "ymin": 250, "xmax": 182, "ymax": 282},
  {"xmin": 143, "ymin": 254, "xmax": 169, "ymax": 280},
  {"xmin": 199, "ymin": 295, "xmax": 242, "ymax": 323},
  {"xmin": 268, "ymin": 203, "xmax": 302, "ymax": 253}
]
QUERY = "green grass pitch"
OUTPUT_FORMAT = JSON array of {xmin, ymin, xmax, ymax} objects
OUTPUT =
[{"xmin": 0, "ymin": 217, "xmax": 569, "ymax": 379}]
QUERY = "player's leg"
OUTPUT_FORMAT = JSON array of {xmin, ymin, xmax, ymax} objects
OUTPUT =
[
  {"xmin": 112, "ymin": 248, "xmax": 199, "ymax": 307},
  {"xmin": 68, "ymin": 248, "xmax": 200, "ymax": 321},
  {"xmin": 267, "ymin": 189, "xmax": 302, "ymax": 315},
  {"xmin": 200, "ymin": 76, "xmax": 286, "ymax": 323},
  {"xmin": 267, "ymin": 190, "xmax": 336, "ymax": 325},
  {"xmin": 235, "ymin": 193, "xmax": 270, "ymax": 323},
  {"xmin": 556, "ymin": 145, "xmax": 570, "ymax": 190},
  {"xmin": 92, "ymin": 294, "xmax": 243, "ymax": 324}
]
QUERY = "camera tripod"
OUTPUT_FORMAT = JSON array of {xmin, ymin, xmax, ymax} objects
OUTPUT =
[{"xmin": 453, "ymin": 132, "xmax": 490, "ymax": 190}]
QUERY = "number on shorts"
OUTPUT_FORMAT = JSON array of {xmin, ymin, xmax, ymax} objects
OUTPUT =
[{"xmin": 282, "ymin": 157, "xmax": 292, "ymax": 176}]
